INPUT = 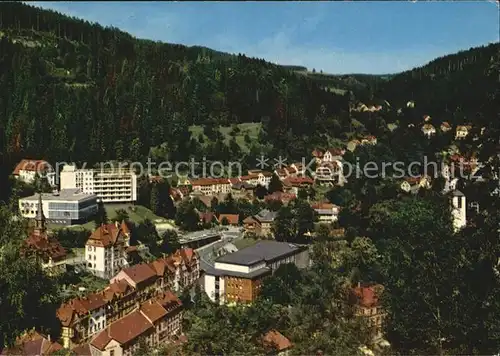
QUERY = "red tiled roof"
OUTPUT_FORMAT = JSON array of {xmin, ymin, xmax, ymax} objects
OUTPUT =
[
  {"xmin": 71, "ymin": 344, "xmax": 91, "ymax": 356},
  {"xmin": 326, "ymin": 148, "xmax": 345, "ymax": 156},
  {"xmin": 229, "ymin": 177, "xmax": 241, "ymax": 184},
  {"xmin": 0, "ymin": 330, "xmax": 63, "ymax": 356},
  {"xmin": 351, "ymin": 284, "xmax": 383, "ymax": 308},
  {"xmin": 311, "ymin": 202, "xmax": 337, "ymax": 210},
  {"xmin": 148, "ymin": 258, "xmax": 169, "ymax": 277},
  {"xmin": 120, "ymin": 263, "xmax": 157, "ymax": 285},
  {"xmin": 12, "ymin": 159, "xmax": 51, "ymax": 175},
  {"xmin": 189, "ymin": 178, "xmax": 230, "ymax": 186},
  {"xmin": 283, "ymin": 176, "xmax": 314, "ymax": 186},
  {"xmin": 441, "ymin": 121, "xmax": 451, "ymax": 128},
  {"xmin": 24, "ymin": 232, "xmax": 67, "ymax": 263},
  {"xmin": 140, "ymin": 300, "xmax": 168, "ymax": 323},
  {"xmin": 199, "ymin": 211, "xmax": 215, "ymax": 224},
  {"xmin": 87, "ymin": 223, "xmax": 125, "ymax": 248},
  {"xmin": 218, "ymin": 214, "xmax": 239, "ymax": 225},
  {"xmin": 262, "ymin": 330, "xmax": 293, "ymax": 351},
  {"xmin": 264, "ymin": 192, "xmax": 296, "ymax": 202},
  {"xmin": 156, "ymin": 291, "xmax": 183, "ymax": 312},
  {"xmin": 241, "ymin": 174, "xmax": 258, "ymax": 181},
  {"xmin": 102, "ymin": 279, "xmax": 132, "ymax": 302},
  {"xmin": 180, "ymin": 248, "xmax": 196, "ymax": 263},
  {"xmin": 91, "ymin": 310, "xmax": 154, "ymax": 350},
  {"xmin": 312, "ymin": 149, "xmax": 324, "ymax": 158}
]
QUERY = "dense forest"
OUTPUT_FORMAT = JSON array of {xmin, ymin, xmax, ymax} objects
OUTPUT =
[
  {"xmin": 378, "ymin": 43, "xmax": 499, "ymax": 123},
  {"xmin": 0, "ymin": 2, "xmax": 354, "ymax": 167},
  {"xmin": 0, "ymin": 2, "xmax": 498, "ymax": 181}
]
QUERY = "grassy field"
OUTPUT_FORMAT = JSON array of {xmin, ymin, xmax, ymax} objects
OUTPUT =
[{"xmin": 189, "ymin": 122, "xmax": 261, "ymax": 152}]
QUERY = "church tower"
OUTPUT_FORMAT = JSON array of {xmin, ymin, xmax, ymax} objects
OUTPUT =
[
  {"xmin": 33, "ymin": 193, "xmax": 47, "ymax": 237},
  {"xmin": 451, "ymin": 189, "xmax": 466, "ymax": 232}
]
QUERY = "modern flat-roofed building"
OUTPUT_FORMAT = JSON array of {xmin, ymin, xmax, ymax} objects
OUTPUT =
[
  {"xmin": 60, "ymin": 164, "xmax": 137, "ymax": 203},
  {"xmin": 204, "ymin": 241, "xmax": 309, "ymax": 304},
  {"xmin": 18, "ymin": 189, "xmax": 98, "ymax": 225}
]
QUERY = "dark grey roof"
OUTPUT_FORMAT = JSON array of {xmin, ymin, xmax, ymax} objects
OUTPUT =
[
  {"xmin": 204, "ymin": 265, "xmax": 271, "ymax": 279},
  {"xmin": 232, "ymin": 182, "xmax": 256, "ymax": 190},
  {"xmin": 21, "ymin": 189, "xmax": 97, "ymax": 202},
  {"xmin": 452, "ymin": 189, "xmax": 465, "ymax": 197},
  {"xmin": 215, "ymin": 240, "xmax": 305, "ymax": 266},
  {"xmin": 255, "ymin": 209, "xmax": 278, "ymax": 222}
]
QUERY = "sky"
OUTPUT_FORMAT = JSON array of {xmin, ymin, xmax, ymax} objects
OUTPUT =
[{"xmin": 30, "ymin": 1, "xmax": 499, "ymax": 74}]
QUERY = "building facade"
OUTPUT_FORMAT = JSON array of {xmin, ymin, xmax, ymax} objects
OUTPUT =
[
  {"xmin": 19, "ymin": 189, "xmax": 98, "ymax": 225},
  {"xmin": 89, "ymin": 292, "xmax": 183, "ymax": 356},
  {"xmin": 243, "ymin": 209, "xmax": 278, "ymax": 237},
  {"xmin": 12, "ymin": 159, "xmax": 55, "ymax": 186},
  {"xmin": 350, "ymin": 283, "xmax": 386, "ymax": 346},
  {"xmin": 22, "ymin": 194, "xmax": 68, "ymax": 275},
  {"xmin": 86, "ymin": 222, "xmax": 131, "ymax": 279},
  {"xmin": 57, "ymin": 248, "xmax": 199, "ymax": 349},
  {"xmin": 450, "ymin": 189, "xmax": 467, "ymax": 232},
  {"xmin": 60, "ymin": 165, "xmax": 138, "ymax": 203},
  {"xmin": 203, "ymin": 241, "xmax": 309, "ymax": 304},
  {"xmin": 311, "ymin": 202, "xmax": 340, "ymax": 223},
  {"xmin": 189, "ymin": 178, "xmax": 232, "ymax": 195}
]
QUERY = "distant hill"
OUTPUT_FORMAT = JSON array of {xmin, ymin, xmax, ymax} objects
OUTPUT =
[
  {"xmin": 378, "ymin": 42, "xmax": 500, "ymax": 123},
  {"xmin": 0, "ymin": 2, "xmax": 351, "ymax": 164}
]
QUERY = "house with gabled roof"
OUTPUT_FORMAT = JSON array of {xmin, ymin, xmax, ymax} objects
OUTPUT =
[
  {"xmin": 85, "ymin": 221, "xmax": 131, "ymax": 279},
  {"xmin": 22, "ymin": 194, "xmax": 67, "ymax": 276},
  {"xmin": 440, "ymin": 121, "xmax": 452, "ymax": 132},
  {"xmin": 261, "ymin": 330, "xmax": 293, "ymax": 355},
  {"xmin": 455, "ymin": 125, "xmax": 473, "ymax": 139},
  {"xmin": 243, "ymin": 209, "xmax": 279, "ymax": 237},
  {"xmin": 311, "ymin": 202, "xmax": 340, "ymax": 223},
  {"xmin": 218, "ymin": 213, "xmax": 240, "ymax": 226},
  {"xmin": 89, "ymin": 292, "xmax": 183, "ymax": 356},
  {"xmin": 57, "ymin": 248, "xmax": 199, "ymax": 349},
  {"xmin": 350, "ymin": 283, "xmax": 386, "ymax": 346},
  {"xmin": 421, "ymin": 123, "xmax": 436, "ymax": 138},
  {"xmin": 282, "ymin": 176, "xmax": 314, "ymax": 195},
  {"xmin": 12, "ymin": 158, "xmax": 55, "ymax": 186},
  {"xmin": 0, "ymin": 330, "xmax": 63, "ymax": 356}
]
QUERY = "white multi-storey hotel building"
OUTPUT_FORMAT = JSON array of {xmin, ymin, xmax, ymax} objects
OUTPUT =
[{"xmin": 60, "ymin": 165, "xmax": 137, "ymax": 203}]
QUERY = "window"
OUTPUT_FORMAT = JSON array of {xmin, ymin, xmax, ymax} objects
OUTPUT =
[
  {"xmin": 457, "ymin": 197, "xmax": 463, "ymax": 209},
  {"xmin": 88, "ymin": 246, "xmax": 92, "ymax": 251},
  {"xmin": 110, "ymin": 350, "xmax": 115, "ymax": 356},
  {"xmin": 93, "ymin": 246, "xmax": 96, "ymax": 252}
]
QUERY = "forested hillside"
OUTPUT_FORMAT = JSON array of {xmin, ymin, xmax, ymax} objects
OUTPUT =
[
  {"xmin": 0, "ymin": 2, "xmax": 497, "ymax": 171},
  {"xmin": 0, "ymin": 2, "xmax": 354, "ymax": 166},
  {"xmin": 378, "ymin": 42, "xmax": 500, "ymax": 123}
]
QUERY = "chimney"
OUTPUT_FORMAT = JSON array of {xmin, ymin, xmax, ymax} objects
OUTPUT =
[
  {"xmin": 47, "ymin": 334, "xmax": 51, "ymax": 342},
  {"xmin": 115, "ymin": 220, "xmax": 119, "ymax": 228},
  {"xmin": 357, "ymin": 282, "xmax": 361, "ymax": 288}
]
